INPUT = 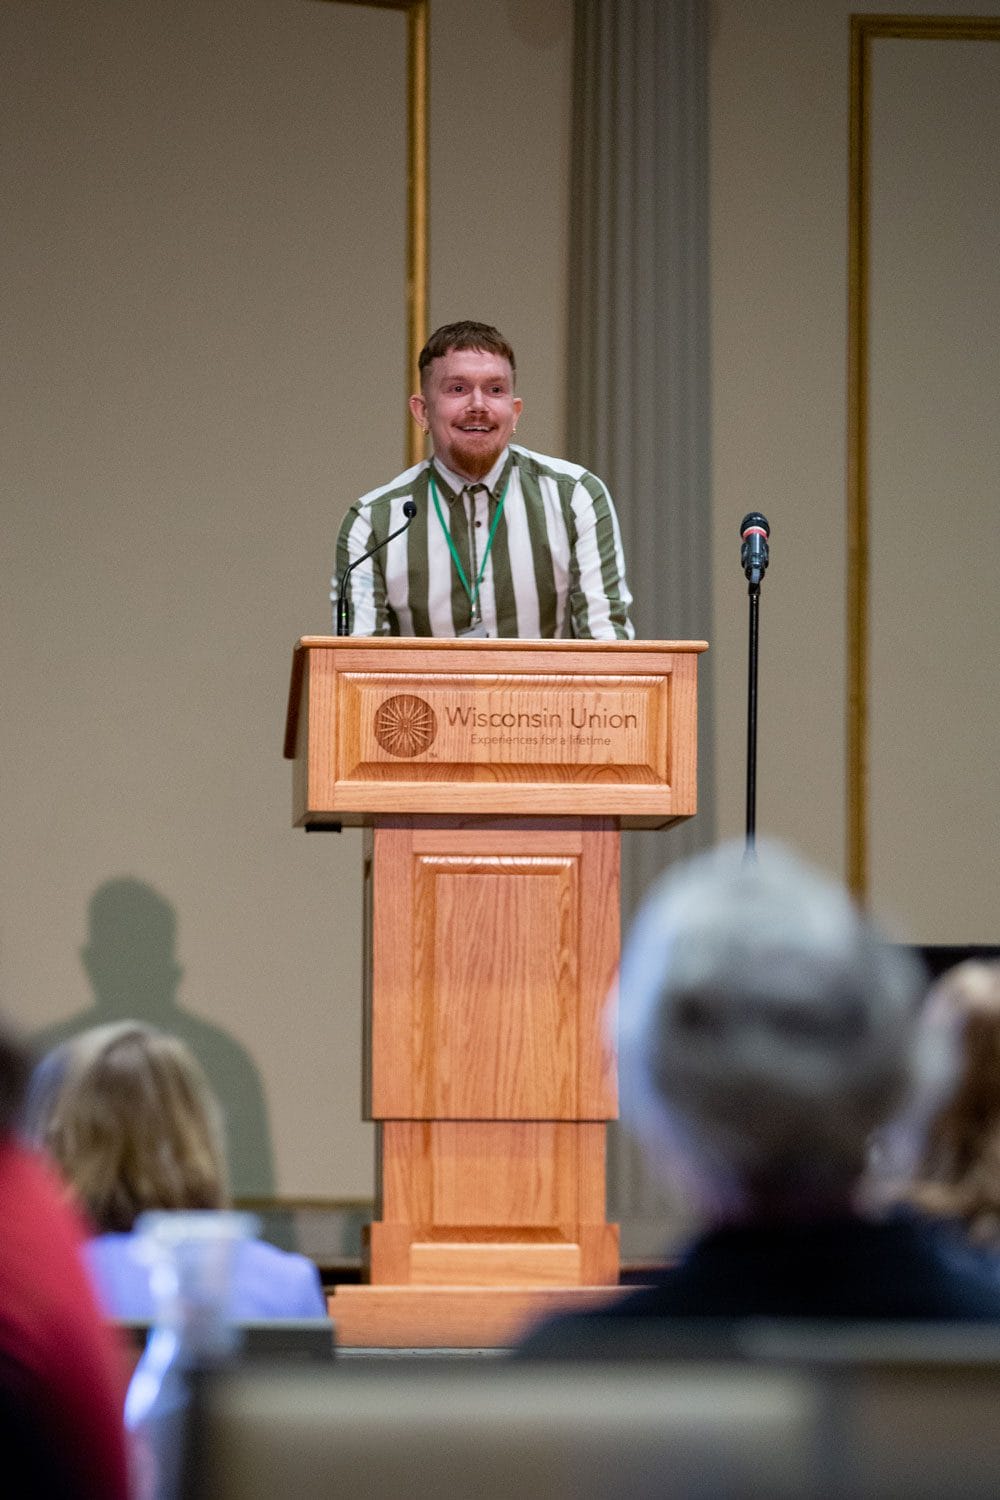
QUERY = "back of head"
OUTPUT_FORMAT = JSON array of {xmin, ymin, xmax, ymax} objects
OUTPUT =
[
  {"xmin": 418, "ymin": 320, "xmax": 516, "ymax": 379},
  {"xmin": 615, "ymin": 838, "xmax": 939, "ymax": 1217},
  {"xmin": 23, "ymin": 1021, "xmax": 229, "ymax": 1231},
  {"xmin": 908, "ymin": 960, "xmax": 1000, "ymax": 1243}
]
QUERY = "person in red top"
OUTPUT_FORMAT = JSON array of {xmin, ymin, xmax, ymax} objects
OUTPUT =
[{"xmin": 0, "ymin": 1019, "xmax": 130, "ymax": 1500}]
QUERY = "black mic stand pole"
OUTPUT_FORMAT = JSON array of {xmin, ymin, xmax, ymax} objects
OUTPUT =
[
  {"xmin": 739, "ymin": 513, "xmax": 770, "ymax": 862},
  {"xmin": 745, "ymin": 576, "xmax": 761, "ymax": 860}
]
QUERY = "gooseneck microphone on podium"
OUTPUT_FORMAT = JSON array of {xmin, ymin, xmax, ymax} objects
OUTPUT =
[
  {"xmin": 336, "ymin": 499, "xmax": 418, "ymax": 637},
  {"xmin": 740, "ymin": 512, "xmax": 771, "ymax": 859}
]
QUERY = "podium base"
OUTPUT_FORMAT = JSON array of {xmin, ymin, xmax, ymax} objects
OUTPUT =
[{"xmin": 327, "ymin": 1284, "xmax": 627, "ymax": 1349}]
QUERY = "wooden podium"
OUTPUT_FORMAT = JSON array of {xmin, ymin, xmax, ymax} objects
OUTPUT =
[{"xmin": 284, "ymin": 637, "xmax": 706, "ymax": 1346}]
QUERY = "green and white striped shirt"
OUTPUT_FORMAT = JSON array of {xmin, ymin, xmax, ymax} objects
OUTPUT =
[{"xmin": 331, "ymin": 445, "xmax": 634, "ymax": 639}]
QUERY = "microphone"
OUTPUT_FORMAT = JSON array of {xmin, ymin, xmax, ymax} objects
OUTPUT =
[
  {"xmin": 336, "ymin": 499, "xmax": 418, "ymax": 636},
  {"xmin": 739, "ymin": 512, "xmax": 770, "ymax": 586}
]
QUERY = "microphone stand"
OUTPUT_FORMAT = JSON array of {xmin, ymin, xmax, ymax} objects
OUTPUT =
[
  {"xmin": 336, "ymin": 501, "xmax": 418, "ymax": 636},
  {"xmin": 335, "ymin": 582, "xmax": 352, "ymax": 638},
  {"xmin": 745, "ymin": 576, "xmax": 761, "ymax": 859},
  {"xmin": 739, "ymin": 513, "xmax": 770, "ymax": 861}
]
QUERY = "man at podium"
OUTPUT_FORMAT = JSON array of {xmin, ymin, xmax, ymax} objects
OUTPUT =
[{"xmin": 331, "ymin": 320, "xmax": 634, "ymax": 639}]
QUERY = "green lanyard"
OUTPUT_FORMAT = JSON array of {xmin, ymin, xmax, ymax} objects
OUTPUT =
[{"xmin": 428, "ymin": 468, "xmax": 510, "ymax": 621}]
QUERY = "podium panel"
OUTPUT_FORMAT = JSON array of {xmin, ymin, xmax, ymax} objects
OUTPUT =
[
  {"xmin": 285, "ymin": 637, "xmax": 706, "ymax": 1344},
  {"xmin": 371, "ymin": 1120, "xmax": 616, "ymax": 1286},
  {"xmin": 367, "ymin": 819, "xmax": 617, "ymax": 1120}
]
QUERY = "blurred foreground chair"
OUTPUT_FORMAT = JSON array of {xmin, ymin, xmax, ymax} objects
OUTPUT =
[{"xmin": 181, "ymin": 1322, "xmax": 1000, "ymax": 1500}]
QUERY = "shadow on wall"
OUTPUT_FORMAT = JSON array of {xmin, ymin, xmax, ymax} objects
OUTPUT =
[{"xmin": 29, "ymin": 877, "xmax": 277, "ymax": 1207}]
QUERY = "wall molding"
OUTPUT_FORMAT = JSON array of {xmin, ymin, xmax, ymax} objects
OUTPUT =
[
  {"xmin": 846, "ymin": 13, "xmax": 1000, "ymax": 900},
  {"xmin": 313, "ymin": 1, "xmax": 429, "ymax": 461}
]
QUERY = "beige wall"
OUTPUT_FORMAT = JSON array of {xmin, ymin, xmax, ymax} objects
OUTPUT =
[
  {"xmin": 1, "ymin": 0, "xmax": 573, "ymax": 1205},
  {"xmin": 709, "ymin": 0, "xmax": 999, "ymax": 941},
  {"xmin": 867, "ymin": 34, "xmax": 1000, "ymax": 940},
  {"xmin": 4, "ymin": 0, "xmax": 997, "ymax": 1215},
  {"xmin": 709, "ymin": 0, "xmax": 853, "ymax": 872}
]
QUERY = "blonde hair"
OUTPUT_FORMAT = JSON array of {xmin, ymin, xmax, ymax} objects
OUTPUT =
[
  {"xmin": 24, "ymin": 1022, "xmax": 229, "ymax": 1232},
  {"xmin": 907, "ymin": 961, "xmax": 1000, "ymax": 1246}
]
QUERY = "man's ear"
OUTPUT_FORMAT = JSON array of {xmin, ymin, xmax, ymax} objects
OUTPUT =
[{"xmin": 408, "ymin": 392, "xmax": 428, "ymax": 430}]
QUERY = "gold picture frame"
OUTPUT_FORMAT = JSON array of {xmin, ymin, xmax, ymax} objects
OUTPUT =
[{"xmin": 846, "ymin": 14, "xmax": 1000, "ymax": 900}]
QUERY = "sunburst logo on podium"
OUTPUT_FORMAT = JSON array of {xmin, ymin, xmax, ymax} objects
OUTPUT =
[{"xmin": 373, "ymin": 694, "xmax": 437, "ymax": 757}]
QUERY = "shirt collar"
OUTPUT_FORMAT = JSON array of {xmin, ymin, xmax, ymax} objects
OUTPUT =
[{"xmin": 431, "ymin": 448, "xmax": 511, "ymax": 503}]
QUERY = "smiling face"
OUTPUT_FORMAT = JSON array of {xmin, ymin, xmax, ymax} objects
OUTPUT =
[{"xmin": 409, "ymin": 346, "xmax": 523, "ymax": 482}]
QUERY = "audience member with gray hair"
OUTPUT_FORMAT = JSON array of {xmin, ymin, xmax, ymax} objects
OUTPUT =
[{"xmin": 519, "ymin": 838, "xmax": 1000, "ymax": 1351}]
